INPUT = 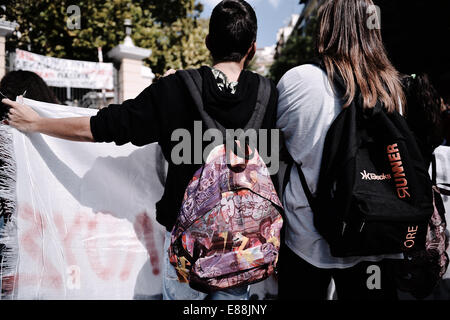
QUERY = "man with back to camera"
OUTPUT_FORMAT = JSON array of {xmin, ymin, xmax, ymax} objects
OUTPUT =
[{"xmin": 2, "ymin": 0, "xmax": 280, "ymax": 300}]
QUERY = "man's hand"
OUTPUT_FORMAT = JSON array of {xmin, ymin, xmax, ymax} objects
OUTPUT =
[{"xmin": 2, "ymin": 98, "xmax": 41, "ymax": 133}]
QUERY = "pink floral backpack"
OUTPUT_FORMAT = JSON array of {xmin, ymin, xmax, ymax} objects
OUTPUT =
[{"xmin": 168, "ymin": 70, "xmax": 283, "ymax": 293}]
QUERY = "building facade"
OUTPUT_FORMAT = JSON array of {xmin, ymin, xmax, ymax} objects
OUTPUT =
[{"xmin": 274, "ymin": 0, "xmax": 324, "ymax": 58}]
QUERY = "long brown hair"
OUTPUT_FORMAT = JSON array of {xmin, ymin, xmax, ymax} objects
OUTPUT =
[{"xmin": 317, "ymin": 0, "xmax": 405, "ymax": 112}]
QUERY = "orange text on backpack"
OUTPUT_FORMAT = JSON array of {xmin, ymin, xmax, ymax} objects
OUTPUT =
[
  {"xmin": 404, "ymin": 225, "xmax": 419, "ymax": 249},
  {"xmin": 387, "ymin": 143, "xmax": 411, "ymax": 199}
]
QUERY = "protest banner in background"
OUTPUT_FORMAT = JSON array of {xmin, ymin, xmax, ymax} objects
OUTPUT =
[
  {"xmin": 0, "ymin": 99, "xmax": 167, "ymax": 299},
  {"xmin": 13, "ymin": 49, "xmax": 114, "ymax": 90}
]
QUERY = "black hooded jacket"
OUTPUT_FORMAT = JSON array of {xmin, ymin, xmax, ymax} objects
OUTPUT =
[{"xmin": 90, "ymin": 66, "xmax": 279, "ymax": 231}]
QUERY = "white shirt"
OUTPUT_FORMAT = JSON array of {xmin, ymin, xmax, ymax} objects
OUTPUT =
[{"xmin": 277, "ymin": 64, "xmax": 401, "ymax": 269}]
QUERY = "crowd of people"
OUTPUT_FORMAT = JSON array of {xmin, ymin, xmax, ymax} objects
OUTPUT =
[{"xmin": 1, "ymin": 0, "xmax": 449, "ymax": 300}]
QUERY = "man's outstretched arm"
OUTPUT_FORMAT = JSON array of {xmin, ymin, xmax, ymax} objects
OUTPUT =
[{"xmin": 2, "ymin": 98, "xmax": 94, "ymax": 142}]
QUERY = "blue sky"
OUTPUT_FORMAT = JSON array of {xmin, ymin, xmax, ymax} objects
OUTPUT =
[{"xmin": 200, "ymin": 0, "xmax": 304, "ymax": 48}]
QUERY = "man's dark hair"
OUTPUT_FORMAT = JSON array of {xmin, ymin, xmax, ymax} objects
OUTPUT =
[{"xmin": 207, "ymin": 0, "xmax": 257, "ymax": 63}]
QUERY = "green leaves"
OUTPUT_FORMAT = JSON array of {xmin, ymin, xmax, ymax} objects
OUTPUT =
[{"xmin": 2, "ymin": 0, "xmax": 210, "ymax": 77}]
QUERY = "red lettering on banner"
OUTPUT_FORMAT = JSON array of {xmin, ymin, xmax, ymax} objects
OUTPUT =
[
  {"xmin": 2, "ymin": 204, "xmax": 163, "ymax": 294},
  {"xmin": 19, "ymin": 205, "xmax": 64, "ymax": 289},
  {"xmin": 134, "ymin": 213, "xmax": 161, "ymax": 275},
  {"xmin": 119, "ymin": 244, "xmax": 139, "ymax": 281},
  {"xmin": 53, "ymin": 212, "xmax": 82, "ymax": 266},
  {"xmin": 84, "ymin": 215, "xmax": 121, "ymax": 281}
]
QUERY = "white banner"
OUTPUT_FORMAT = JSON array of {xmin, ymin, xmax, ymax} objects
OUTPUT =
[
  {"xmin": 0, "ymin": 99, "xmax": 167, "ymax": 299},
  {"xmin": 13, "ymin": 49, "xmax": 114, "ymax": 90}
]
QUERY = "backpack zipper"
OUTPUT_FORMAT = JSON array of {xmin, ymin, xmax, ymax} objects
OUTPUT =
[
  {"xmin": 359, "ymin": 220, "xmax": 366, "ymax": 233},
  {"xmin": 341, "ymin": 221, "xmax": 347, "ymax": 236}
]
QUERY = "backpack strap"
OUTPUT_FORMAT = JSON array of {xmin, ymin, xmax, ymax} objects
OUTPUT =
[
  {"xmin": 439, "ymin": 185, "xmax": 450, "ymax": 196},
  {"xmin": 178, "ymin": 69, "xmax": 272, "ymax": 134},
  {"xmin": 282, "ymin": 157, "xmax": 317, "ymax": 212},
  {"xmin": 432, "ymin": 153, "xmax": 437, "ymax": 186},
  {"xmin": 280, "ymin": 59, "xmax": 325, "ymax": 211},
  {"xmin": 178, "ymin": 69, "xmax": 226, "ymax": 136},
  {"xmin": 295, "ymin": 162, "xmax": 317, "ymax": 212},
  {"xmin": 249, "ymin": 76, "xmax": 271, "ymax": 130}
]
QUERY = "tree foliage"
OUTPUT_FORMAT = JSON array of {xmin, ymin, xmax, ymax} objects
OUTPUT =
[
  {"xmin": 269, "ymin": 17, "xmax": 318, "ymax": 84},
  {"xmin": 0, "ymin": 0, "xmax": 211, "ymax": 76}
]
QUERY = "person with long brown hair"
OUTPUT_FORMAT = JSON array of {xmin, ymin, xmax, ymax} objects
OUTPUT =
[{"xmin": 276, "ymin": 0, "xmax": 405, "ymax": 300}]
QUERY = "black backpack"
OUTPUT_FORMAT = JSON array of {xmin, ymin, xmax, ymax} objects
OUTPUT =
[{"xmin": 286, "ymin": 64, "xmax": 434, "ymax": 257}]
